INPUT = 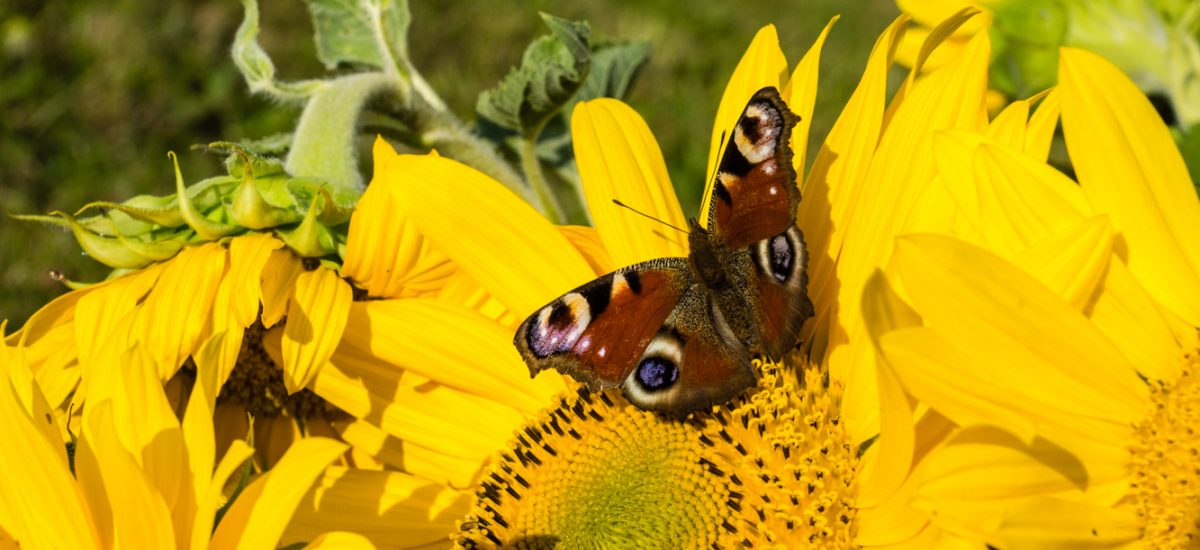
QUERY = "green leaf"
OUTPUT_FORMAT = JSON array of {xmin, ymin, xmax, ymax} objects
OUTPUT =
[
  {"xmin": 233, "ymin": 0, "xmax": 324, "ymax": 101},
  {"xmin": 476, "ymin": 14, "xmax": 591, "ymax": 136},
  {"xmin": 535, "ymin": 39, "xmax": 650, "ymax": 165},
  {"xmin": 304, "ymin": 0, "xmax": 411, "ymax": 72},
  {"xmin": 576, "ymin": 39, "xmax": 650, "ymax": 104}
]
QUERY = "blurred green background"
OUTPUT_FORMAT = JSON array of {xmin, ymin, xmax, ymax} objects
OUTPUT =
[{"xmin": 0, "ymin": 0, "xmax": 898, "ymax": 327}]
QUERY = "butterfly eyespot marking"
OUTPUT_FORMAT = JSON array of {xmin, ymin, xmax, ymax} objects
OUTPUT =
[
  {"xmin": 755, "ymin": 227, "xmax": 801, "ymax": 284},
  {"xmin": 527, "ymin": 292, "xmax": 591, "ymax": 358},
  {"xmin": 635, "ymin": 356, "xmax": 679, "ymax": 391},
  {"xmin": 733, "ymin": 100, "xmax": 782, "ymax": 165}
]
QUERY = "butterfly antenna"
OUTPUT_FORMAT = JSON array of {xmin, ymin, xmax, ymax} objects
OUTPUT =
[
  {"xmin": 611, "ymin": 199, "xmax": 688, "ymax": 234},
  {"xmin": 707, "ymin": 129, "xmax": 728, "ymax": 190}
]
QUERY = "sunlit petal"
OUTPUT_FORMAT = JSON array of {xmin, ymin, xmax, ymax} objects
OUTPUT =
[
  {"xmin": 572, "ymin": 99, "xmax": 688, "ymax": 264},
  {"xmin": 282, "ymin": 268, "xmax": 353, "ymax": 393},
  {"xmin": 383, "ymin": 154, "xmax": 594, "ymax": 318},
  {"xmin": 1059, "ymin": 47, "xmax": 1200, "ymax": 324},
  {"xmin": 210, "ymin": 437, "xmax": 348, "ymax": 549}
]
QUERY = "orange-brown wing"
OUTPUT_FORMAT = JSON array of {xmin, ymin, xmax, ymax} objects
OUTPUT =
[
  {"xmin": 707, "ymin": 87, "xmax": 801, "ymax": 249},
  {"xmin": 515, "ymin": 259, "xmax": 691, "ymax": 390},
  {"xmin": 618, "ymin": 283, "xmax": 756, "ymax": 416},
  {"xmin": 514, "ymin": 258, "xmax": 758, "ymax": 417}
]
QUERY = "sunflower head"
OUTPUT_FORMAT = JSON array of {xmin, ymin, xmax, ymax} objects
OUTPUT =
[{"xmin": 452, "ymin": 356, "xmax": 859, "ymax": 548}]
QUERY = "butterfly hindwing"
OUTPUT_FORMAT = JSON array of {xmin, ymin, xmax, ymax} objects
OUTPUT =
[
  {"xmin": 707, "ymin": 88, "xmax": 801, "ymax": 249},
  {"xmin": 620, "ymin": 282, "xmax": 755, "ymax": 415},
  {"xmin": 746, "ymin": 225, "xmax": 814, "ymax": 359}
]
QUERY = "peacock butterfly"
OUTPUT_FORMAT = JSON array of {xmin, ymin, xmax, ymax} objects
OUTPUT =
[{"xmin": 514, "ymin": 87, "xmax": 813, "ymax": 416}]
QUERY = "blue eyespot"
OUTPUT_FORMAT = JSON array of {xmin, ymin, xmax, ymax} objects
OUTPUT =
[{"xmin": 636, "ymin": 357, "xmax": 678, "ymax": 392}]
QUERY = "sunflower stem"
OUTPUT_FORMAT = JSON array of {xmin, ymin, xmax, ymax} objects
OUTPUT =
[{"xmin": 519, "ymin": 135, "xmax": 564, "ymax": 224}]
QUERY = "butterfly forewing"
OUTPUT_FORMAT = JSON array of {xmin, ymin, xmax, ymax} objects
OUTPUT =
[
  {"xmin": 707, "ymin": 88, "xmax": 801, "ymax": 249},
  {"xmin": 515, "ymin": 260, "xmax": 690, "ymax": 390}
]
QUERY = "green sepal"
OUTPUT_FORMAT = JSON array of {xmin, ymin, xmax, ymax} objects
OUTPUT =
[
  {"xmin": 232, "ymin": 175, "xmax": 305, "ymax": 229},
  {"xmin": 476, "ymin": 14, "xmax": 591, "ymax": 137},
  {"xmin": 304, "ymin": 0, "xmax": 412, "ymax": 73},
  {"xmin": 113, "ymin": 230, "xmax": 188, "ymax": 263},
  {"xmin": 73, "ymin": 196, "xmax": 186, "ymax": 229},
  {"xmin": 171, "ymin": 152, "xmax": 240, "ymax": 241},
  {"xmin": 275, "ymin": 194, "xmax": 338, "ymax": 258},
  {"xmin": 288, "ymin": 180, "xmax": 357, "ymax": 225},
  {"xmin": 49, "ymin": 211, "xmax": 157, "ymax": 270}
]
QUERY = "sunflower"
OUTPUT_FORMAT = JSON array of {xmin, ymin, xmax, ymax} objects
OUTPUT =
[
  {"xmin": 865, "ymin": 47, "xmax": 1200, "ymax": 546},
  {"xmin": 10, "ymin": 211, "xmax": 362, "ymax": 469},
  {"xmin": 270, "ymin": 11, "xmax": 1045, "ymax": 548},
  {"xmin": 0, "ymin": 325, "xmax": 350, "ymax": 549}
]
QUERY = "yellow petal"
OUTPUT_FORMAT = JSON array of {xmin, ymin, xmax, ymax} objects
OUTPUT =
[
  {"xmin": 915, "ymin": 426, "xmax": 1131, "ymax": 537},
  {"xmin": 1088, "ymin": 257, "xmax": 1188, "ymax": 382},
  {"xmin": 572, "ymin": 99, "xmax": 688, "ymax": 264},
  {"xmin": 137, "ymin": 243, "xmax": 228, "ymax": 379},
  {"xmin": 111, "ymin": 346, "xmax": 193, "ymax": 547},
  {"xmin": 781, "ymin": 16, "xmax": 838, "ymax": 181},
  {"xmin": 968, "ymin": 140, "xmax": 1092, "ymax": 255},
  {"xmin": 312, "ymin": 355, "xmax": 528, "ymax": 462},
  {"xmin": 892, "ymin": 235, "xmax": 1146, "ymax": 420},
  {"xmin": 896, "ymin": 0, "xmax": 990, "ymax": 34},
  {"xmin": 984, "ymin": 98, "xmax": 1029, "ymax": 151},
  {"xmin": 282, "ymin": 267, "xmax": 353, "ymax": 393},
  {"xmin": 75, "ymin": 266, "xmax": 161, "ymax": 373},
  {"xmin": 260, "ymin": 248, "xmax": 305, "ymax": 328},
  {"xmin": 1009, "ymin": 216, "xmax": 1113, "ymax": 310},
  {"xmin": 880, "ymin": 327, "xmax": 1038, "ymax": 444},
  {"xmin": 180, "ymin": 360, "xmax": 216, "ymax": 548},
  {"xmin": 891, "ymin": 8, "xmax": 982, "ymax": 116},
  {"xmin": 191, "ymin": 439, "xmax": 254, "ymax": 550},
  {"xmin": 303, "ymin": 531, "xmax": 377, "ymax": 550},
  {"xmin": 994, "ymin": 497, "xmax": 1141, "ymax": 548},
  {"xmin": 81, "ymin": 400, "xmax": 176, "ymax": 549},
  {"xmin": 0, "ymin": 358, "xmax": 99, "ymax": 549},
  {"xmin": 210, "ymin": 437, "xmax": 348, "ymax": 550},
  {"xmin": 1059, "ymin": 47, "xmax": 1200, "ymax": 324},
  {"xmin": 336, "ymin": 420, "xmax": 484, "ymax": 488},
  {"xmin": 433, "ymin": 270, "xmax": 517, "ymax": 328},
  {"xmin": 338, "ymin": 299, "xmax": 566, "ymax": 413},
  {"xmin": 281, "ymin": 468, "xmax": 471, "ymax": 549},
  {"xmin": 558, "ymin": 225, "xmax": 614, "ymax": 275},
  {"xmin": 857, "ymin": 272, "xmax": 922, "ymax": 508},
  {"xmin": 344, "ymin": 159, "xmax": 454, "ymax": 298},
  {"xmin": 223, "ymin": 233, "xmax": 283, "ymax": 329},
  {"xmin": 700, "ymin": 24, "xmax": 789, "ymax": 218},
  {"xmin": 3, "ymin": 345, "xmax": 65, "ymax": 456},
  {"xmin": 826, "ymin": 30, "xmax": 990, "ymax": 441},
  {"xmin": 11, "ymin": 286, "xmax": 87, "ymax": 406},
  {"xmin": 382, "ymin": 154, "xmax": 594, "ymax": 317},
  {"xmin": 799, "ymin": 15, "xmax": 908, "ymax": 358},
  {"xmin": 1024, "ymin": 88, "xmax": 1060, "ymax": 161}
]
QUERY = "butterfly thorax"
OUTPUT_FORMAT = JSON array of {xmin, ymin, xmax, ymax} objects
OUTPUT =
[
  {"xmin": 686, "ymin": 219, "xmax": 726, "ymax": 288},
  {"xmin": 686, "ymin": 218, "xmax": 758, "ymax": 348}
]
